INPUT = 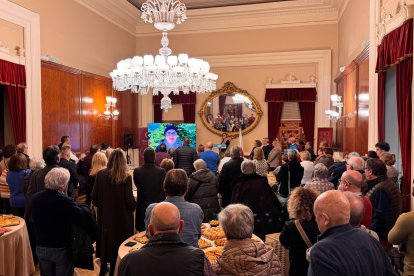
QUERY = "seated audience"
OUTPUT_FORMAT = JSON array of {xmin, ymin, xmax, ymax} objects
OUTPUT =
[
  {"xmin": 218, "ymin": 146, "xmax": 244, "ymax": 208},
  {"xmin": 380, "ymin": 152, "xmax": 399, "ymax": 184},
  {"xmin": 6, "ymin": 153, "xmax": 31, "ymax": 217},
  {"xmin": 366, "ymin": 150, "xmax": 379, "ymax": 159},
  {"xmin": 375, "ymin": 141, "xmax": 390, "ymax": 157},
  {"xmin": 173, "ymin": 138, "xmax": 198, "ymax": 176},
  {"xmin": 343, "ymin": 192, "xmax": 379, "ymax": 240},
  {"xmin": 92, "ymin": 149, "xmax": 136, "ymax": 276},
  {"xmin": 300, "ymin": 151, "xmax": 314, "ymax": 185},
  {"xmin": 249, "ymin": 140, "xmax": 262, "ymax": 160},
  {"xmin": 145, "ymin": 169, "xmax": 203, "ymax": 248},
  {"xmin": 155, "ymin": 143, "xmax": 170, "ymax": 167},
  {"xmin": 308, "ymin": 190, "xmax": 396, "ymax": 276},
  {"xmin": 304, "ymin": 163, "xmax": 334, "ymax": 194},
  {"xmin": 267, "ymin": 139, "xmax": 282, "ymax": 171},
  {"xmin": 16, "ymin": 142, "xmax": 30, "ymax": 169},
  {"xmin": 280, "ymin": 187, "xmax": 320, "ymax": 276},
  {"xmin": 253, "ymin": 147, "xmax": 268, "ymax": 177},
  {"xmin": 59, "ymin": 145, "xmax": 79, "ymax": 199},
  {"xmin": 277, "ymin": 149, "xmax": 304, "ymax": 198},
  {"xmin": 388, "ymin": 211, "xmax": 414, "ymax": 275},
  {"xmin": 118, "ymin": 202, "xmax": 212, "ymax": 276},
  {"xmin": 328, "ymin": 151, "xmax": 360, "ymax": 188},
  {"xmin": 160, "ymin": 158, "xmax": 174, "ymax": 173},
  {"xmin": 314, "ymin": 147, "xmax": 334, "ymax": 169},
  {"xmin": 86, "ymin": 152, "xmax": 107, "ymax": 206},
  {"xmin": 215, "ymin": 204, "xmax": 282, "ymax": 275},
  {"xmin": 365, "ymin": 158, "xmax": 401, "ymax": 250},
  {"xmin": 338, "ymin": 170, "xmax": 372, "ymax": 228},
  {"xmin": 199, "ymin": 142, "xmax": 220, "ymax": 173},
  {"xmin": 134, "ymin": 147, "xmax": 166, "ymax": 232},
  {"xmin": 31, "ymin": 168, "xmax": 89, "ymax": 276},
  {"xmin": 231, "ymin": 160, "xmax": 283, "ymax": 240},
  {"xmin": 186, "ymin": 159, "xmax": 220, "ymax": 222}
]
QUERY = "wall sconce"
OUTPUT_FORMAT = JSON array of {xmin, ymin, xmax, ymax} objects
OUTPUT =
[
  {"xmin": 325, "ymin": 94, "xmax": 352, "ymax": 122},
  {"xmin": 99, "ymin": 96, "xmax": 119, "ymax": 120}
]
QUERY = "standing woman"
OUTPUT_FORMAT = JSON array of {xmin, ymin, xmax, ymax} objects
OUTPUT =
[
  {"xmin": 6, "ymin": 153, "xmax": 30, "ymax": 217},
  {"xmin": 92, "ymin": 149, "xmax": 136, "ymax": 276},
  {"xmin": 267, "ymin": 139, "xmax": 282, "ymax": 171},
  {"xmin": 253, "ymin": 147, "xmax": 268, "ymax": 177},
  {"xmin": 87, "ymin": 152, "xmax": 108, "ymax": 206}
]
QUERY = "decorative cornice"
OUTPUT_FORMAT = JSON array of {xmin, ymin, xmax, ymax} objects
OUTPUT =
[{"xmin": 74, "ymin": 0, "xmax": 348, "ymax": 37}]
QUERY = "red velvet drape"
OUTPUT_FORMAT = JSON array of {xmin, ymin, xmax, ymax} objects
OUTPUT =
[
  {"xmin": 153, "ymin": 103, "xmax": 163, "ymax": 123},
  {"xmin": 219, "ymin": 95, "xmax": 226, "ymax": 116},
  {"xmin": 0, "ymin": 59, "xmax": 26, "ymax": 144},
  {"xmin": 0, "ymin": 85, "xmax": 4, "ymax": 147},
  {"xmin": 396, "ymin": 59, "xmax": 412, "ymax": 212},
  {"xmin": 299, "ymin": 102, "xmax": 315, "ymax": 142},
  {"xmin": 182, "ymin": 104, "xmax": 195, "ymax": 123},
  {"xmin": 377, "ymin": 72, "xmax": 386, "ymax": 142},
  {"xmin": 267, "ymin": 102, "xmax": 284, "ymax": 142},
  {"xmin": 265, "ymin": 88, "xmax": 317, "ymax": 102},
  {"xmin": 375, "ymin": 19, "xmax": 413, "ymax": 212}
]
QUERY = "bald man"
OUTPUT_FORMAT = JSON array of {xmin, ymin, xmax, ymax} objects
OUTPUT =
[
  {"xmin": 199, "ymin": 141, "xmax": 220, "ymax": 173},
  {"xmin": 119, "ymin": 202, "xmax": 210, "ymax": 276},
  {"xmin": 308, "ymin": 190, "xmax": 396, "ymax": 276},
  {"xmin": 338, "ymin": 170, "xmax": 372, "ymax": 228}
]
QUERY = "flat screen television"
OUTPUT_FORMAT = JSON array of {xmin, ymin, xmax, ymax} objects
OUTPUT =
[{"xmin": 147, "ymin": 123, "xmax": 197, "ymax": 151}]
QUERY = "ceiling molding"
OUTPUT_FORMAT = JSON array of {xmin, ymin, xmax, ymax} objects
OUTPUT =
[{"xmin": 75, "ymin": 0, "xmax": 345, "ymax": 37}]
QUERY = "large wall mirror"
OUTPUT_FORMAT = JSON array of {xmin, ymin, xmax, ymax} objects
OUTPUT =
[{"xmin": 198, "ymin": 82, "xmax": 263, "ymax": 138}]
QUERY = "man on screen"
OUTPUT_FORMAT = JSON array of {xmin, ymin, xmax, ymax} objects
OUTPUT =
[{"xmin": 156, "ymin": 125, "xmax": 183, "ymax": 151}]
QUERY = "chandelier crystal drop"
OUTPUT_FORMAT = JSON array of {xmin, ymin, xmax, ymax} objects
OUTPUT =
[{"xmin": 110, "ymin": 0, "xmax": 218, "ymax": 112}]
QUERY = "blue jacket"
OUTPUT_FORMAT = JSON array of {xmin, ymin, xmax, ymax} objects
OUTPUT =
[
  {"xmin": 199, "ymin": 151, "xmax": 220, "ymax": 173},
  {"xmin": 308, "ymin": 224, "xmax": 397, "ymax": 276},
  {"xmin": 6, "ymin": 169, "xmax": 30, "ymax": 207}
]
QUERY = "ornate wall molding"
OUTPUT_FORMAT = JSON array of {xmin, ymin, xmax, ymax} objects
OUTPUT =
[
  {"xmin": 266, "ymin": 74, "xmax": 318, "ymax": 89},
  {"xmin": 0, "ymin": 0, "xmax": 41, "ymax": 158}
]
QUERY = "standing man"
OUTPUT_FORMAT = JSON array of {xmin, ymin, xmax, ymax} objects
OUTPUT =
[
  {"xmin": 288, "ymin": 136, "xmax": 299, "ymax": 151},
  {"xmin": 218, "ymin": 146, "xmax": 244, "ymax": 208},
  {"xmin": 134, "ymin": 147, "xmax": 166, "ymax": 231},
  {"xmin": 59, "ymin": 145, "xmax": 79, "ymax": 199},
  {"xmin": 173, "ymin": 138, "xmax": 198, "ymax": 176},
  {"xmin": 364, "ymin": 158, "xmax": 401, "ymax": 250},
  {"xmin": 199, "ymin": 142, "xmax": 220, "ymax": 173},
  {"xmin": 261, "ymin": 137, "xmax": 273, "ymax": 160},
  {"xmin": 374, "ymin": 141, "xmax": 390, "ymax": 157},
  {"xmin": 308, "ymin": 190, "xmax": 396, "ymax": 276}
]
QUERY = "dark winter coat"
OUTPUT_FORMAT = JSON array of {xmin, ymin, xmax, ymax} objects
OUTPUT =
[{"xmin": 173, "ymin": 145, "xmax": 198, "ymax": 175}]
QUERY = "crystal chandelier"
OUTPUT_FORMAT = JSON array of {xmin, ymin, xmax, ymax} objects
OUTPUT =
[{"xmin": 110, "ymin": 0, "xmax": 218, "ymax": 112}]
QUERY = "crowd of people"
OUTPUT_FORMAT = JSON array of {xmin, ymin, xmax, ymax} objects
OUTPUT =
[
  {"xmin": 207, "ymin": 112, "xmax": 256, "ymax": 132},
  {"xmin": 0, "ymin": 134, "xmax": 409, "ymax": 276}
]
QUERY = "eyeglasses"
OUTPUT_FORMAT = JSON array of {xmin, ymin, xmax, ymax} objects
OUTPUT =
[{"xmin": 165, "ymin": 131, "xmax": 177, "ymax": 136}]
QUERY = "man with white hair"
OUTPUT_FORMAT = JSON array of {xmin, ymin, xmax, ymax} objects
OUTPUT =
[
  {"xmin": 304, "ymin": 163, "xmax": 334, "ymax": 194},
  {"xmin": 308, "ymin": 190, "xmax": 396, "ymax": 275},
  {"xmin": 328, "ymin": 151, "xmax": 360, "ymax": 187},
  {"xmin": 119, "ymin": 202, "xmax": 211, "ymax": 276},
  {"xmin": 199, "ymin": 141, "xmax": 220, "ymax": 173},
  {"xmin": 346, "ymin": 156, "xmax": 365, "ymax": 173},
  {"xmin": 31, "ymin": 168, "xmax": 88, "ymax": 276}
]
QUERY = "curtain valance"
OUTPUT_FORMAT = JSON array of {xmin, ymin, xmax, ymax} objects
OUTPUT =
[
  {"xmin": 152, "ymin": 92, "xmax": 196, "ymax": 104},
  {"xmin": 265, "ymin": 88, "xmax": 316, "ymax": 102},
  {"xmin": 0, "ymin": 59, "xmax": 26, "ymax": 88}
]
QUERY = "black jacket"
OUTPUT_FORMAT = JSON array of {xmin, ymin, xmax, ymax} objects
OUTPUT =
[
  {"xmin": 173, "ymin": 145, "xmax": 198, "ymax": 175},
  {"xmin": 134, "ymin": 163, "xmax": 166, "ymax": 231},
  {"xmin": 118, "ymin": 233, "xmax": 205, "ymax": 276},
  {"xmin": 262, "ymin": 144, "xmax": 274, "ymax": 160},
  {"xmin": 59, "ymin": 158, "xmax": 80, "ymax": 195},
  {"xmin": 186, "ymin": 169, "xmax": 220, "ymax": 222},
  {"xmin": 231, "ymin": 174, "xmax": 283, "ymax": 240},
  {"xmin": 276, "ymin": 158, "xmax": 304, "ymax": 197},
  {"xmin": 218, "ymin": 157, "xmax": 244, "ymax": 208}
]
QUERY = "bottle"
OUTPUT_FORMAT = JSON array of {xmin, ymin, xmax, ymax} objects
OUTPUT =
[{"xmin": 104, "ymin": 262, "xmax": 110, "ymax": 276}]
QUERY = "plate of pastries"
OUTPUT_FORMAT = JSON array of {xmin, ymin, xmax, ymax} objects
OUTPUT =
[
  {"xmin": 209, "ymin": 219, "xmax": 220, "ymax": 227},
  {"xmin": 202, "ymin": 226, "xmax": 226, "ymax": 241},
  {"xmin": 0, "ymin": 215, "xmax": 20, "ymax": 227}
]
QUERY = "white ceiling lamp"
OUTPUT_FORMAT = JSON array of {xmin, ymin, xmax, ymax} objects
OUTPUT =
[{"xmin": 110, "ymin": 0, "xmax": 218, "ymax": 112}]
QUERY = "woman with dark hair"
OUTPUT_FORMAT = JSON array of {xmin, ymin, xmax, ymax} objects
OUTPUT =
[
  {"xmin": 220, "ymin": 133, "xmax": 231, "ymax": 158},
  {"xmin": 6, "ymin": 153, "xmax": 31, "ymax": 217},
  {"xmin": 280, "ymin": 187, "xmax": 320, "ymax": 276},
  {"xmin": 92, "ymin": 149, "xmax": 136, "ymax": 276},
  {"xmin": 155, "ymin": 143, "xmax": 170, "ymax": 167},
  {"xmin": 156, "ymin": 125, "xmax": 183, "ymax": 151},
  {"xmin": 249, "ymin": 140, "xmax": 262, "ymax": 160},
  {"xmin": 160, "ymin": 158, "xmax": 174, "ymax": 173}
]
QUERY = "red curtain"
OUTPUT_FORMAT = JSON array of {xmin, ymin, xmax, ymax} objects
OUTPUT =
[
  {"xmin": 268, "ymin": 102, "xmax": 284, "ymax": 142},
  {"xmin": 0, "ymin": 85, "xmax": 4, "ymax": 147},
  {"xmin": 219, "ymin": 95, "xmax": 226, "ymax": 115},
  {"xmin": 0, "ymin": 59, "xmax": 26, "ymax": 87},
  {"xmin": 182, "ymin": 104, "xmax": 195, "ymax": 123},
  {"xmin": 152, "ymin": 92, "xmax": 196, "ymax": 104},
  {"xmin": 299, "ymin": 102, "xmax": 315, "ymax": 142},
  {"xmin": 377, "ymin": 72, "xmax": 386, "ymax": 142},
  {"xmin": 7, "ymin": 86, "xmax": 26, "ymax": 144},
  {"xmin": 396, "ymin": 59, "xmax": 412, "ymax": 212},
  {"xmin": 153, "ymin": 103, "xmax": 163, "ymax": 123},
  {"xmin": 265, "ymin": 88, "xmax": 317, "ymax": 102}
]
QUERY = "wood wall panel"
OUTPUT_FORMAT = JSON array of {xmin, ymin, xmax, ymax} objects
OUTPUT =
[
  {"xmin": 41, "ymin": 61, "xmax": 139, "ymax": 153},
  {"xmin": 115, "ymin": 91, "xmax": 139, "ymax": 148},
  {"xmin": 41, "ymin": 62, "xmax": 82, "ymax": 151},
  {"xmin": 81, "ymin": 73, "xmax": 114, "ymax": 151},
  {"xmin": 334, "ymin": 47, "xmax": 369, "ymax": 155}
]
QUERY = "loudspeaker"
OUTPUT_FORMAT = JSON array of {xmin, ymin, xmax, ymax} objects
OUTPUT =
[{"xmin": 124, "ymin": 133, "xmax": 133, "ymax": 147}]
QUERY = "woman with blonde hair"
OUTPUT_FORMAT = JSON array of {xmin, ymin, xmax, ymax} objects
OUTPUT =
[
  {"xmin": 160, "ymin": 158, "xmax": 174, "ymax": 173},
  {"xmin": 267, "ymin": 139, "xmax": 282, "ymax": 171},
  {"xmin": 300, "ymin": 151, "xmax": 314, "ymax": 185},
  {"xmin": 380, "ymin": 152, "xmax": 399, "ymax": 184},
  {"xmin": 86, "ymin": 152, "xmax": 107, "ymax": 206},
  {"xmin": 279, "ymin": 187, "xmax": 320, "ymax": 276},
  {"xmin": 253, "ymin": 147, "xmax": 268, "ymax": 177},
  {"xmin": 92, "ymin": 149, "xmax": 136, "ymax": 276}
]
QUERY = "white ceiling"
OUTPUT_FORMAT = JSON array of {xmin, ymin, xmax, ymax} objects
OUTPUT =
[{"xmin": 74, "ymin": 0, "xmax": 348, "ymax": 36}]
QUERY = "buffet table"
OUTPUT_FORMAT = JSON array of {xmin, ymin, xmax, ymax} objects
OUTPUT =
[{"xmin": 0, "ymin": 216, "xmax": 35, "ymax": 276}]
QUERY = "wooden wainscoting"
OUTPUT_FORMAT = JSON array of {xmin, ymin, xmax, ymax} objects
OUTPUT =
[
  {"xmin": 334, "ymin": 47, "xmax": 369, "ymax": 155},
  {"xmin": 41, "ymin": 61, "xmax": 139, "ymax": 153}
]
